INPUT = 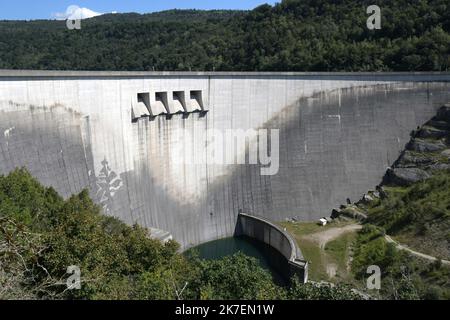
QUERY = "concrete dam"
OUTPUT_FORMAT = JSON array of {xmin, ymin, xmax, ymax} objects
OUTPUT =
[{"xmin": 0, "ymin": 70, "xmax": 449, "ymax": 249}]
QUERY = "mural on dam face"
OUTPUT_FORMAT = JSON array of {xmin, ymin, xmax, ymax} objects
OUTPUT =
[
  {"xmin": 0, "ymin": 73, "xmax": 449, "ymax": 248},
  {"xmin": 94, "ymin": 158, "xmax": 124, "ymax": 215}
]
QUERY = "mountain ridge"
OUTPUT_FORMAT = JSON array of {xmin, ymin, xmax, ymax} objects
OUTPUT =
[{"xmin": 0, "ymin": 0, "xmax": 448, "ymax": 71}]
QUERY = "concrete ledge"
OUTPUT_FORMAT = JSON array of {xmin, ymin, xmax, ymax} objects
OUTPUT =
[
  {"xmin": 236, "ymin": 212, "xmax": 308, "ymax": 283},
  {"xmin": 0, "ymin": 69, "xmax": 449, "ymax": 79}
]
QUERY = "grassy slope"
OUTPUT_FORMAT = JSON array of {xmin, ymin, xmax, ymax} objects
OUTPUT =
[
  {"xmin": 280, "ymin": 221, "xmax": 357, "ymax": 282},
  {"xmin": 281, "ymin": 217, "xmax": 450, "ymax": 299},
  {"xmin": 366, "ymin": 170, "xmax": 450, "ymax": 259},
  {"xmin": 351, "ymin": 224, "xmax": 450, "ymax": 299},
  {"xmin": 324, "ymin": 232, "xmax": 357, "ymax": 282}
]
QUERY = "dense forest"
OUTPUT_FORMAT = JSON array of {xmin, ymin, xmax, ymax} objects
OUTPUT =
[{"xmin": 0, "ymin": 0, "xmax": 449, "ymax": 71}]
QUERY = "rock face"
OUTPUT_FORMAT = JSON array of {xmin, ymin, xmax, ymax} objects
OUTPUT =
[
  {"xmin": 382, "ymin": 104, "xmax": 450, "ymax": 187},
  {"xmin": 399, "ymin": 151, "xmax": 435, "ymax": 167},
  {"xmin": 384, "ymin": 167, "xmax": 431, "ymax": 186},
  {"xmin": 328, "ymin": 104, "xmax": 450, "ymax": 223},
  {"xmin": 436, "ymin": 104, "xmax": 450, "ymax": 122},
  {"xmin": 416, "ymin": 127, "xmax": 448, "ymax": 139},
  {"xmin": 327, "ymin": 105, "xmax": 450, "ymax": 223},
  {"xmin": 442, "ymin": 149, "xmax": 450, "ymax": 158},
  {"xmin": 330, "ymin": 205, "xmax": 368, "ymax": 221},
  {"xmin": 408, "ymin": 139, "xmax": 446, "ymax": 153}
]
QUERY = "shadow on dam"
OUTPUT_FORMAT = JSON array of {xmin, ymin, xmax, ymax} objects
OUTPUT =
[
  {"xmin": 204, "ymin": 82, "xmax": 450, "ymax": 225},
  {"xmin": 2, "ymin": 82, "xmax": 450, "ymax": 249},
  {"xmin": 0, "ymin": 102, "xmax": 96, "ymax": 198},
  {"xmin": 183, "ymin": 82, "xmax": 450, "ymax": 249}
]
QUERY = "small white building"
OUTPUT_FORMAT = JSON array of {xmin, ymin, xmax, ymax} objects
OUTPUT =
[{"xmin": 319, "ymin": 218, "xmax": 328, "ymax": 226}]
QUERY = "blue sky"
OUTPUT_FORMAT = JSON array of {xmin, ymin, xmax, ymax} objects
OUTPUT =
[{"xmin": 0, "ymin": 0, "xmax": 278, "ymax": 20}]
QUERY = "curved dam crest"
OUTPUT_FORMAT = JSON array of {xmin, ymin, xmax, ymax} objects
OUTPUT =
[{"xmin": 0, "ymin": 71, "xmax": 449, "ymax": 248}]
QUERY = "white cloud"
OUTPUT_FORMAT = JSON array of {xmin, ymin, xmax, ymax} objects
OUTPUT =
[{"xmin": 53, "ymin": 5, "xmax": 102, "ymax": 20}]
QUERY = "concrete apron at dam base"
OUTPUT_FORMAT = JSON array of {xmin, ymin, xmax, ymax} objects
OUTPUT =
[{"xmin": 0, "ymin": 70, "xmax": 449, "ymax": 249}]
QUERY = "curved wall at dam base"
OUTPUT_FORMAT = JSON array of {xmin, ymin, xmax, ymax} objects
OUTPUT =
[
  {"xmin": 0, "ymin": 71, "xmax": 449, "ymax": 249},
  {"xmin": 236, "ymin": 212, "xmax": 308, "ymax": 283}
]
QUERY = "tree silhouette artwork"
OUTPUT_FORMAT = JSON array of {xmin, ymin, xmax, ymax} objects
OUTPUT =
[{"xmin": 95, "ymin": 158, "xmax": 123, "ymax": 214}]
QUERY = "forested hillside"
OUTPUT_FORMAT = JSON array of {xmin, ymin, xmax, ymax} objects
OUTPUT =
[
  {"xmin": 0, "ymin": 168, "xmax": 360, "ymax": 300},
  {"xmin": 0, "ymin": 0, "xmax": 448, "ymax": 71}
]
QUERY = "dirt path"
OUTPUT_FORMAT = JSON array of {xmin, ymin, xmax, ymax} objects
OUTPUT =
[
  {"xmin": 385, "ymin": 235, "xmax": 450, "ymax": 266},
  {"xmin": 300, "ymin": 223, "xmax": 362, "ymax": 279},
  {"xmin": 307, "ymin": 224, "xmax": 362, "ymax": 249}
]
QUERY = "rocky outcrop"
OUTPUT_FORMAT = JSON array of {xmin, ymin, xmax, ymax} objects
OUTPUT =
[
  {"xmin": 416, "ymin": 126, "xmax": 448, "ymax": 139},
  {"xmin": 383, "ymin": 104, "xmax": 450, "ymax": 187},
  {"xmin": 333, "ymin": 205, "xmax": 368, "ymax": 221},
  {"xmin": 398, "ymin": 151, "xmax": 435, "ymax": 167},
  {"xmin": 384, "ymin": 167, "xmax": 431, "ymax": 186},
  {"xmin": 407, "ymin": 139, "xmax": 446, "ymax": 153},
  {"xmin": 442, "ymin": 149, "xmax": 450, "ymax": 158},
  {"xmin": 436, "ymin": 104, "xmax": 450, "ymax": 122}
]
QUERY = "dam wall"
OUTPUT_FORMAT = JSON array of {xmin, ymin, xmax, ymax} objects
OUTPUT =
[
  {"xmin": 236, "ymin": 212, "xmax": 308, "ymax": 283},
  {"xmin": 0, "ymin": 71, "xmax": 449, "ymax": 248}
]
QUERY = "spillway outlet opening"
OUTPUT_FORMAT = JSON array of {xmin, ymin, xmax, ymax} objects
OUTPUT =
[
  {"xmin": 137, "ymin": 92, "xmax": 150, "ymax": 110},
  {"xmin": 173, "ymin": 91, "xmax": 188, "ymax": 114},
  {"xmin": 155, "ymin": 91, "xmax": 170, "ymax": 114},
  {"xmin": 190, "ymin": 90, "xmax": 205, "ymax": 112},
  {"xmin": 137, "ymin": 92, "xmax": 156, "ymax": 120},
  {"xmin": 131, "ymin": 92, "xmax": 152, "ymax": 122}
]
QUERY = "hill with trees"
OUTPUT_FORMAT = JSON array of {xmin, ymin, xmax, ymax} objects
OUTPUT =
[
  {"xmin": 0, "ymin": 0, "xmax": 448, "ymax": 71},
  {"xmin": 0, "ymin": 168, "xmax": 360, "ymax": 300}
]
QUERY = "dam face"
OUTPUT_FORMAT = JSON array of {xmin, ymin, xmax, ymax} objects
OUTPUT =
[{"xmin": 0, "ymin": 71, "xmax": 449, "ymax": 248}]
